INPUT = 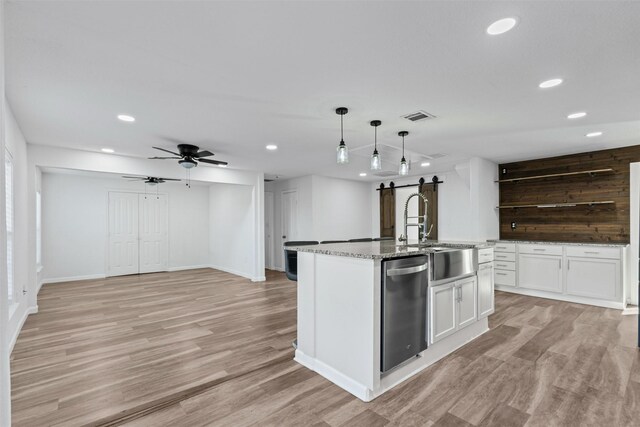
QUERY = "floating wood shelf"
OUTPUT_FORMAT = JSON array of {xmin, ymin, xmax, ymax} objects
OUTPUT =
[
  {"xmin": 495, "ymin": 168, "xmax": 614, "ymax": 183},
  {"xmin": 497, "ymin": 201, "xmax": 615, "ymax": 209}
]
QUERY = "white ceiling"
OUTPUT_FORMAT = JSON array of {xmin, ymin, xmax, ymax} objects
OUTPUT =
[{"xmin": 6, "ymin": 1, "xmax": 640, "ymax": 181}]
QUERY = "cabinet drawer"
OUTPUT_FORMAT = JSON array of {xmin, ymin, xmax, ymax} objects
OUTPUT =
[
  {"xmin": 478, "ymin": 248, "xmax": 494, "ymax": 263},
  {"xmin": 518, "ymin": 244, "xmax": 563, "ymax": 256},
  {"xmin": 494, "ymin": 252, "xmax": 516, "ymax": 262},
  {"xmin": 494, "ymin": 261, "xmax": 515, "ymax": 271},
  {"xmin": 494, "ymin": 269, "xmax": 516, "ymax": 286},
  {"xmin": 493, "ymin": 243, "xmax": 515, "ymax": 253},
  {"xmin": 565, "ymin": 246, "xmax": 621, "ymax": 260}
]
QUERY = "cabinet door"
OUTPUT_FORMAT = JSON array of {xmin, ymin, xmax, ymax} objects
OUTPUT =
[
  {"xmin": 518, "ymin": 254, "xmax": 563, "ymax": 293},
  {"xmin": 566, "ymin": 257, "xmax": 620, "ymax": 301},
  {"xmin": 478, "ymin": 263, "xmax": 495, "ymax": 319},
  {"xmin": 430, "ymin": 283, "xmax": 457, "ymax": 344},
  {"xmin": 457, "ymin": 276, "xmax": 478, "ymax": 329}
]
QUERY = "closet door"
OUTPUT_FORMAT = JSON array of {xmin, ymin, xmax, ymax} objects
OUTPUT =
[
  {"xmin": 108, "ymin": 192, "xmax": 139, "ymax": 276},
  {"xmin": 138, "ymin": 194, "xmax": 169, "ymax": 274}
]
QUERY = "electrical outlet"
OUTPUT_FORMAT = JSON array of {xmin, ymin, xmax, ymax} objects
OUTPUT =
[{"xmin": 511, "ymin": 221, "xmax": 517, "ymax": 230}]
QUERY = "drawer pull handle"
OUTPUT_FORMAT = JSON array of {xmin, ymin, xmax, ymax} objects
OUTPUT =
[
  {"xmin": 533, "ymin": 248, "xmax": 546, "ymax": 252},
  {"xmin": 584, "ymin": 251, "xmax": 600, "ymax": 255},
  {"xmin": 496, "ymin": 272, "xmax": 508, "ymax": 276}
]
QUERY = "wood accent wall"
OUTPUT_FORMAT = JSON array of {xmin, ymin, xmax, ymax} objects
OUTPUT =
[{"xmin": 499, "ymin": 145, "xmax": 640, "ymax": 243}]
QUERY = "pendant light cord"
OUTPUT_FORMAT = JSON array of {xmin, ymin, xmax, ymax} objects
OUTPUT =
[
  {"xmin": 402, "ymin": 134, "xmax": 405, "ymax": 157},
  {"xmin": 374, "ymin": 126, "xmax": 378, "ymax": 150},
  {"xmin": 340, "ymin": 113, "xmax": 344, "ymax": 142}
]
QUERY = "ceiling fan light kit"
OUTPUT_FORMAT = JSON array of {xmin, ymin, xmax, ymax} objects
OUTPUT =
[
  {"xmin": 336, "ymin": 107, "xmax": 349, "ymax": 164},
  {"xmin": 149, "ymin": 143, "xmax": 228, "ymax": 188}
]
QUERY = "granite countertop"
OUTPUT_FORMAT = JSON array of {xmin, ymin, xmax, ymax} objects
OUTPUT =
[
  {"xmin": 288, "ymin": 240, "xmax": 491, "ymax": 260},
  {"xmin": 488, "ymin": 239, "xmax": 629, "ymax": 248}
]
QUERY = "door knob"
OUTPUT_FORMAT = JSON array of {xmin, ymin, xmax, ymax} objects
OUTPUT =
[{"xmin": 282, "ymin": 235, "xmax": 286, "ymax": 239}]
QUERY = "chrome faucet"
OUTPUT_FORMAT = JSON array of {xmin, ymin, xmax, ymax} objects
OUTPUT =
[{"xmin": 398, "ymin": 192, "xmax": 434, "ymax": 244}]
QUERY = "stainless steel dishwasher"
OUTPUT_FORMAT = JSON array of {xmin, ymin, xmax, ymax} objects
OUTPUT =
[{"xmin": 381, "ymin": 255, "xmax": 429, "ymax": 373}]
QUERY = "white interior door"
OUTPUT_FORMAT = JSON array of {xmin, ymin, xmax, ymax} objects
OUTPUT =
[
  {"xmin": 108, "ymin": 192, "xmax": 139, "ymax": 276},
  {"xmin": 139, "ymin": 194, "xmax": 169, "ymax": 274},
  {"xmin": 281, "ymin": 190, "xmax": 298, "ymax": 268},
  {"xmin": 265, "ymin": 191, "xmax": 274, "ymax": 269}
]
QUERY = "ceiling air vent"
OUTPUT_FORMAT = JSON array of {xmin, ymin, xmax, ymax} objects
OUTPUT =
[{"xmin": 403, "ymin": 110, "xmax": 436, "ymax": 122}]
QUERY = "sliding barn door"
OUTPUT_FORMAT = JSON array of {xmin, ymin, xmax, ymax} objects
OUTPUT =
[
  {"xmin": 138, "ymin": 194, "xmax": 169, "ymax": 274},
  {"xmin": 380, "ymin": 188, "xmax": 395, "ymax": 238},
  {"xmin": 420, "ymin": 185, "xmax": 438, "ymax": 240},
  {"xmin": 108, "ymin": 192, "xmax": 139, "ymax": 276}
]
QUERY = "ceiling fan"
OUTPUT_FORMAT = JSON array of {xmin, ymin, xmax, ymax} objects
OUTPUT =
[
  {"xmin": 122, "ymin": 175, "xmax": 181, "ymax": 186},
  {"xmin": 149, "ymin": 144, "xmax": 228, "ymax": 168}
]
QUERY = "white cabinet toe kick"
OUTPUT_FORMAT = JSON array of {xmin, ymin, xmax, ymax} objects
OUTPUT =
[{"xmin": 492, "ymin": 241, "xmax": 628, "ymax": 309}]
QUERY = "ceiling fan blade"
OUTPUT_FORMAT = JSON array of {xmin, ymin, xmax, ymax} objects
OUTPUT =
[
  {"xmin": 148, "ymin": 156, "xmax": 181, "ymax": 159},
  {"xmin": 122, "ymin": 175, "xmax": 145, "ymax": 179},
  {"xmin": 198, "ymin": 158, "xmax": 228, "ymax": 166},
  {"xmin": 152, "ymin": 146, "xmax": 181, "ymax": 156},
  {"xmin": 158, "ymin": 178, "xmax": 181, "ymax": 181},
  {"xmin": 195, "ymin": 150, "xmax": 214, "ymax": 158}
]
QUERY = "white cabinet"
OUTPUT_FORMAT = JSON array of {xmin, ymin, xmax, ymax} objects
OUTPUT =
[
  {"xmin": 494, "ymin": 243, "xmax": 516, "ymax": 287},
  {"xmin": 518, "ymin": 253, "xmax": 563, "ymax": 293},
  {"xmin": 430, "ymin": 276, "xmax": 478, "ymax": 344},
  {"xmin": 457, "ymin": 276, "xmax": 478, "ymax": 328},
  {"xmin": 430, "ymin": 282, "xmax": 457, "ymax": 343},
  {"xmin": 477, "ymin": 263, "xmax": 495, "ymax": 319},
  {"xmin": 566, "ymin": 257, "xmax": 620, "ymax": 301}
]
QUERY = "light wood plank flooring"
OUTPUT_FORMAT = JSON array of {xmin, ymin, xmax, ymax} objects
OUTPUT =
[{"xmin": 11, "ymin": 268, "xmax": 640, "ymax": 426}]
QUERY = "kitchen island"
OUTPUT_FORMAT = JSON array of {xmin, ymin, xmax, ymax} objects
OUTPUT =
[{"xmin": 289, "ymin": 240, "xmax": 494, "ymax": 401}]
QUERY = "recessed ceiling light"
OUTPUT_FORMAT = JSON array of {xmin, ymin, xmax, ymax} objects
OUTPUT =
[
  {"xmin": 117, "ymin": 114, "xmax": 135, "ymax": 122},
  {"xmin": 266, "ymin": 144, "xmax": 278, "ymax": 151},
  {"xmin": 486, "ymin": 17, "xmax": 518, "ymax": 35},
  {"xmin": 101, "ymin": 148, "xmax": 114, "ymax": 153},
  {"xmin": 359, "ymin": 172, "xmax": 367, "ymax": 177},
  {"xmin": 567, "ymin": 112, "xmax": 587, "ymax": 119},
  {"xmin": 586, "ymin": 131, "xmax": 603, "ymax": 137},
  {"xmin": 539, "ymin": 78, "xmax": 563, "ymax": 89},
  {"xmin": 420, "ymin": 162, "xmax": 431, "ymax": 167}
]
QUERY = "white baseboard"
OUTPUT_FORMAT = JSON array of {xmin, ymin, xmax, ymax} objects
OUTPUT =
[
  {"xmin": 295, "ymin": 350, "xmax": 373, "ymax": 401},
  {"xmin": 495, "ymin": 285, "xmax": 625, "ymax": 310},
  {"xmin": 167, "ymin": 264, "xmax": 211, "ymax": 272},
  {"xmin": 209, "ymin": 264, "xmax": 263, "ymax": 282},
  {"xmin": 10, "ymin": 305, "xmax": 38, "ymax": 354},
  {"xmin": 622, "ymin": 306, "xmax": 639, "ymax": 315},
  {"xmin": 41, "ymin": 273, "xmax": 106, "ymax": 285}
]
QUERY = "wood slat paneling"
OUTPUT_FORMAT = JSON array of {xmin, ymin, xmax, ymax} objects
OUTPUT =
[{"xmin": 499, "ymin": 145, "xmax": 640, "ymax": 243}]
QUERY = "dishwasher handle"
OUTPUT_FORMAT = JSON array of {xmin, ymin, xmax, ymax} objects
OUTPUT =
[{"xmin": 386, "ymin": 263, "xmax": 428, "ymax": 277}]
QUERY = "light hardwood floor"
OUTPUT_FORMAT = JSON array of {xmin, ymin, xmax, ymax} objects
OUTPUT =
[{"xmin": 11, "ymin": 268, "xmax": 640, "ymax": 426}]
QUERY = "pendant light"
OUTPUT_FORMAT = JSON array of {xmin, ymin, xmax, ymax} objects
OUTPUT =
[
  {"xmin": 398, "ymin": 131, "xmax": 410, "ymax": 176},
  {"xmin": 370, "ymin": 120, "xmax": 382, "ymax": 170},
  {"xmin": 336, "ymin": 107, "xmax": 349, "ymax": 164}
]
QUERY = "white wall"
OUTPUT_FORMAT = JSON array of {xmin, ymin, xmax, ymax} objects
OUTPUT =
[
  {"xmin": 0, "ymin": 0, "xmax": 12, "ymax": 421},
  {"xmin": 371, "ymin": 158, "xmax": 500, "ymax": 242},
  {"xmin": 311, "ymin": 175, "xmax": 372, "ymax": 241},
  {"xmin": 265, "ymin": 175, "xmax": 373, "ymax": 270},
  {"xmin": 209, "ymin": 183, "xmax": 262, "ymax": 280},
  {"xmin": 5, "ymin": 102, "xmax": 35, "ymax": 356},
  {"xmin": 41, "ymin": 173, "xmax": 210, "ymax": 282}
]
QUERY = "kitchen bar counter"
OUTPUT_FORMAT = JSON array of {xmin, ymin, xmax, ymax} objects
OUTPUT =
[
  {"xmin": 290, "ymin": 240, "xmax": 493, "ymax": 401},
  {"xmin": 289, "ymin": 239, "xmax": 491, "ymax": 260},
  {"xmin": 488, "ymin": 239, "xmax": 628, "ymax": 248}
]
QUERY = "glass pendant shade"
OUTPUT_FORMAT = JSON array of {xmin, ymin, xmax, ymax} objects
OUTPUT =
[
  {"xmin": 337, "ymin": 140, "xmax": 349, "ymax": 164},
  {"xmin": 399, "ymin": 157, "xmax": 409, "ymax": 176},
  {"xmin": 370, "ymin": 150, "xmax": 381, "ymax": 170},
  {"xmin": 398, "ymin": 131, "xmax": 409, "ymax": 176}
]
